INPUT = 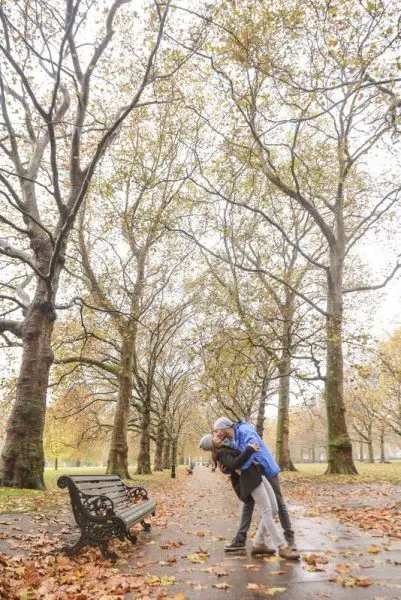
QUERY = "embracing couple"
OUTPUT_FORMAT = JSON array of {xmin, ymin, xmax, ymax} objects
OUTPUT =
[{"xmin": 199, "ymin": 417, "xmax": 300, "ymax": 560}]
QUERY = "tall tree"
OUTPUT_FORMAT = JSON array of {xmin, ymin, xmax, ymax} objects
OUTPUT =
[{"xmin": 0, "ymin": 0, "xmax": 200, "ymax": 487}]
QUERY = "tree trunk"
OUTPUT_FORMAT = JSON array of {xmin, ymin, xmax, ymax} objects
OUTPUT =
[
  {"xmin": 380, "ymin": 429, "xmax": 386, "ymax": 462},
  {"xmin": 359, "ymin": 440, "xmax": 364, "ymax": 462},
  {"xmin": 136, "ymin": 396, "xmax": 152, "ymax": 474},
  {"xmin": 55, "ymin": 457, "xmax": 58, "ymax": 471},
  {"xmin": 276, "ymin": 307, "xmax": 297, "ymax": 471},
  {"xmin": 311, "ymin": 445, "xmax": 316, "ymax": 463},
  {"xmin": 154, "ymin": 405, "xmax": 168, "ymax": 471},
  {"xmin": 75, "ymin": 459, "xmax": 81, "ymax": 467},
  {"xmin": 171, "ymin": 438, "xmax": 177, "ymax": 479},
  {"xmin": 256, "ymin": 371, "xmax": 268, "ymax": 436},
  {"xmin": 367, "ymin": 424, "xmax": 374, "ymax": 463},
  {"xmin": 154, "ymin": 433, "xmax": 165, "ymax": 471},
  {"xmin": 1, "ymin": 291, "xmax": 56, "ymax": 489},
  {"xmin": 367, "ymin": 438, "xmax": 374, "ymax": 463},
  {"xmin": 325, "ymin": 254, "xmax": 357, "ymax": 474},
  {"xmin": 163, "ymin": 437, "xmax": 171, "ymax": 469},
  {"xmin": 107, "ymin": 337, "xmax": 133, "ymax": 478}
]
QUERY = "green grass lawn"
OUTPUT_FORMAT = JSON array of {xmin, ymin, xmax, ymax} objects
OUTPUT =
[{"xmin": 281, "ymin": 460, "xmax": 401, "ymax": 485}]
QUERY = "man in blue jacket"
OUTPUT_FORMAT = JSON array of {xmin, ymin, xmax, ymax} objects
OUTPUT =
[{"xmin": 213, "ymin": 417, "xmax": 295, "ymax": 553}]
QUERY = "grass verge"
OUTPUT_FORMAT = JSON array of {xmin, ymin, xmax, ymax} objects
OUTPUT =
[
  {"xmin": 0, "ymin": 466, "xmax": 184, "ymax": 514},
  {"xmin": 280, "ymin": 460, "xmax": 401, "ymax": 485}
]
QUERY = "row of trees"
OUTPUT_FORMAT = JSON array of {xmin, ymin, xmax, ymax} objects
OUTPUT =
[
  {"xmin": 345, "ymin": 329, "xmax": 401, "ymax": 461},
  {"xmin": 264, "ymin": 384, "xmax": 401, "ymax": 466},
  {"xmin": 1, "ymin": 0, "xmax": 401, "ymax": 488}
]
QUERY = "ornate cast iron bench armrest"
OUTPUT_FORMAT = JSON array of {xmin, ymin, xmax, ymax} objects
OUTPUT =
[
  {"xmin": 79, "ymin": 493, "xmax": 115, "ymax": 517},
  {"xmin": 123, "ymin": 484, "xmax": 149, "ymax": 501}
]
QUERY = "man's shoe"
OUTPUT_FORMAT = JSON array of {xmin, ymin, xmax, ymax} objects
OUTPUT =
[
  {"xmin": 251, "ymin": 544, "xmax": 276, "ymax": 556},
  {"xmin": 278, "ymin": 546, "xmax": 300, "ymax": 560},
  {"xmin": 224, "ymin": 539, "xmax": 246, "ymax": 552},
  {"xmin": 286, "ymin": 540, "xmax": 297, "ymax": 551}
]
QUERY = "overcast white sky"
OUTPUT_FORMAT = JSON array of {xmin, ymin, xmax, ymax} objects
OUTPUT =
[{"xmin": 359, "ymin": 240, "xmax": 401, "ymax": 338}]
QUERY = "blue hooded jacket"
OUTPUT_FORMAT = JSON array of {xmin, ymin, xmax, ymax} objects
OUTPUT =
[{"xmin": 233, "ymin": 420, "xmax": 280, "ymax": 478}]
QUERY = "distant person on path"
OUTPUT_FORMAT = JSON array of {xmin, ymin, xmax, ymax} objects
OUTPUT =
[{"xmin": 213, "ymin": 417, "xmax": 296, "ymax": 552}]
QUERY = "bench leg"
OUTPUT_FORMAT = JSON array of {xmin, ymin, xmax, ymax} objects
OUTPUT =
[
  {"xmin": 126, "ymin": 530, "xmax": 138, "ymax": 544},
  {"xmin": 61, "ymin": 535, "xmax": 118, "ymax": 562},
  {"xmin": 61, "ymin": 534, "xmax": 88, "ymax": 557},
  {"xmin": 97, "ymin": 540, "xmax": 118, "ymax": 562},
  {"xmin": 141, "ymin": 520, "xmax": 151, "ymax": 531}
]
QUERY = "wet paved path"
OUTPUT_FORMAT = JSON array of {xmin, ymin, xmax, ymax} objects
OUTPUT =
[{"xmin": 131, "ymin": 466, "xmax": 401, "ymax": 599}]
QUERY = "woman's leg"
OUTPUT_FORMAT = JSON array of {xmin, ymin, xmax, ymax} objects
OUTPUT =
[
  {"xmin": 251, "ymin": 483, "xmax": 285, "ymax": 549},
  {"xmin": 260, "ymin": 477, "xmax": 278, "ymax": 547},
  {"xmin": 261, "ymin": 476, "xmax": 278, "ymax": 517}
]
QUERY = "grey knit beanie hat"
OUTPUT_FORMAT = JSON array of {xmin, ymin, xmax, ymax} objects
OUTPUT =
[{"xmin": 199, "ymin": 433, "xmax": 213, "ymax": 451}]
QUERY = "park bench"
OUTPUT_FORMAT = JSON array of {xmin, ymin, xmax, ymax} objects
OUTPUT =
[{"xmin": 57, "ymin": 474, "xmax": 156, "ymax": 561}]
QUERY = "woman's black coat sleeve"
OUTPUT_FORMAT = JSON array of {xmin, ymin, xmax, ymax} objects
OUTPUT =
[{"xmin": 216, "ymin": 446, "xmax": 255, "ymax": 472}]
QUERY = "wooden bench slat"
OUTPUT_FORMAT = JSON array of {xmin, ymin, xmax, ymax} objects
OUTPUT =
[
  {"xmin": 120, "ymin": 499, "xmax": 155, "ymax": 513},
  {"xmin": 78, "ymin": 486, "xmax": 127, "ymax": 496},
  {"xmin": 98, "ymin": 485, "xmax": 127, "ymax": 498},
  {"xmin": 118, "ymin": 502, "xmax": 153, "ymax": 519},
  {"xmin": 70, "ymin": 481, "xmax": 122, "ymax": 489},
  {"xmin": 82, "ymin": 495, "xmax": 130, "ymax": 510},
  {"xmin": 103, "ymin": 489, "xmax": 129, "ymax": 499},
  {"xmin": 69, "ymin": 476, "xmax": 122, "ymax": 484},
  {"xmin": 115, "ymin": 496, "xmax": 133, "ymax": 505},
  {"xmin": 119, "ymin": 500, "xmax": 156, "ymax": 525},
  {"xmin": 79, "ymin": 491, "xmax": 132, "ymax": 508},
  {"xmin": 75, "ymin": 481, "xmax": 125, "ymax": 491},
  {"xmin": 69, "ymin": 474, "xmax": 121, "ymax": 479},
  {"xmin": 113, "ymin": 502, "xmax": 131, "ymax": 513}
]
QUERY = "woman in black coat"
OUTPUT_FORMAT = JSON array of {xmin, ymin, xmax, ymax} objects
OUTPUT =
[{"xmin": 214, "ymin": 441, "xmax": 264, "ymax": 503}]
